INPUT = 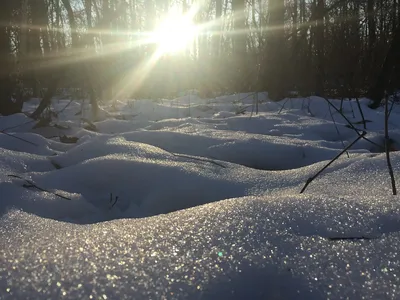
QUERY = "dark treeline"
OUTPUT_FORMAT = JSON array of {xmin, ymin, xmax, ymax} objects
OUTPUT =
[{"xmin": 0, "ymin": 0, "xmax": 399, "ymax": 117}]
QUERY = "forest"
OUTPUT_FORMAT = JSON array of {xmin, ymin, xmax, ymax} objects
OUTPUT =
[
  {"xmin": 0, "ymin": 0, "xmax": 399, "ymax": 118},
  {"xmin": 2, "ymin": 1, "xmax": 400, "ymax": 299}
]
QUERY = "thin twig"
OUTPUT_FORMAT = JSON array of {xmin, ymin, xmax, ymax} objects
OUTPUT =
[
  {"xmin": 57, "ymin": 98, "xmax": 74, "ymax": 115},
  {"xmin": 278, "ymin": 98, "xmax": 290, "ymax": 114},
  {"xmin": 388, "ymin": 95, "xmax": 396, "ymax": 119},
  {"xmin": 1, "ymin": 119, "xmax": 37, "ymax": 132},
  {"xmin": 255, "ymin": 93, "xmax": 259, "ymax": 115},
  {"xmin": 300, "ymin": 131, "xmax": 366, "ymax": 193},
  {"xmin": 339, "ymin": 97, "xmax": 344, "ymax": 112},
  {"xmin": 0, "ymin": 130, "xmax": 39, "ymax": 146},
  {"xmin": 307, "ymin": 97, "xmax": 315, "ymax": 117},
  {"xmin": 321, "ymin": 97, "xmax": 383, "ymax": 150},
  {"xmin": 8, "ymin": 174, "xmax": 71, "ymax": 200},
  {"xmin": 109, "ymin": 193, "xmax": 119, "ymax": 209},
  {"xmin": 250, "ymin": 93, "xmax": 259, "ymax": 118},
  {"xmin": 328, "ymin": 104, "xmax": 349, "ymax": 158},
  {"xmin": 355, "ymin": 97, "xmax": 367, "ymax": 130},
  {"xmin": 237, "ymin": 92, "xmax": 257, "ymax": 103},
  {"xmin": 384, "ymin": 94, "xmax": 397, "ymax": 195},
  {"xmin": 172, "ymin": 153, "xmax": 226, "ymax": 168},
  {"xmin": 348, "ymin": 98, "xmax": 355, "ymax": 118},
  {"xmin": 328, "ymin": 236, "xmax": 378, "ymax": 241}
]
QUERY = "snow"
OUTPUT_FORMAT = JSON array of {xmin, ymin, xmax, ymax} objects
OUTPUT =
[{"xmin": 1, "ymin": 94, "xmax": 400, "ymax": 299}]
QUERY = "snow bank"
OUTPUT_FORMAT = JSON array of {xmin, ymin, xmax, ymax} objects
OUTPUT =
[
  {"xmin": 0, "ymin": 113, "xmax": 35, "ymax": 132},
  {"xmin": 1, "ymin": 93, "xmax": 400, "ymax": 299},
  {"xmin": 1, "ymin": 187, "xmax": 399, "ymax": 299},
  {"xmin": 0, "ymin": 132, "xmax": 57, "ymax": 156}
]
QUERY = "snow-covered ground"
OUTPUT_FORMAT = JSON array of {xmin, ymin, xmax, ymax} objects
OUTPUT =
[{"xmin": 1, "ymin": 93, "xmax": 400, "ymax": 299}]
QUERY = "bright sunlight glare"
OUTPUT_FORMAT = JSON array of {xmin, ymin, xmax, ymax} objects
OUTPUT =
[{"xmin": 151, "ymin": 9, "xmax": 198, "ymax": 54}]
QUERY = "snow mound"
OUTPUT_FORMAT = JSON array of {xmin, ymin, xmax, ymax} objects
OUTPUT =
[
  {"xmin": 1, "ymin": 189, "xmax": 399, "ymax": 299},
  {"xmin": 0, "ymin": 132, "xmax": 56, "ymax": 156},
  {"xmin": 0, "ymin": 113, "xmax": 35, "ymax": 132},
  {"xmin": 119, "ymin": 129, "xmax": 354, "ymax": 170},
  {"xmin": 51, "ymin": 136, "xmax": 172, "ymax": 168}
]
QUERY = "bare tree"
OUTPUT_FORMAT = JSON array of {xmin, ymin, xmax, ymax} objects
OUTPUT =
[
  {"xmin": 0, "ymin": 1, "xmax": 22, "ymax": 116},
  {"xmin": 368, "ymin": 20, "xmax": 400, "ymax": 108}
]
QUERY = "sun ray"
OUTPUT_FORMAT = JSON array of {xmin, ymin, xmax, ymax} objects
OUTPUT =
[{"xmin": 112, "ymin": 47, "xmax": 165, "ymax": 101}]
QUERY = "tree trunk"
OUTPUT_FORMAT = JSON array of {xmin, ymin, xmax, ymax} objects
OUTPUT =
[
  {"xmin": 102, "ymin": 0, "xmax": 114, "ymax": 101},
  {"xmin": 368, "ymin": 0, "xmax": 376, "ymax": 51},
  {"xmin": 265, "ymin": 0, "xmax": 285, "ymax": 100},
  {"xmin": 30, "ymin": 0, "xmax": 48, "ymax": 97},
  {"xmin": 232, "ymin": 0, "xmax": 246, "ymax": 56},
  {"xmin": 30, "ymin": 75, "xmax": 63, "ymax": 119},
  {"xmin": 0, "ymin": 1, "xmax": 21, "ymax": 116},
  {"xmin": 85, "ymin": 0, "xmax": 92, "ymax": 29},
  {"xmin": 314, "ymin": 0, "xmax": 325, "ymax": 95},
  {"xmin": 393, "ymin": 0, "xmax": 397, "ymax": 33},
  {"xmin": 368, "ymin": 23, "xmax": 400, "ymax": 108},
  {"xmin": 84, "ymin": 0, "xmax": 100, "ymax": 114},
  {"xmin": 232, "ymin": 0, "xmax": 247, "ymax": 91},
  {"xmin": 213, "ymin": 0, "xmax": 222, "ymax": 57},
  {"xmin": 292, "ymin": 0, "xmax": 298, "ymax": 87}
]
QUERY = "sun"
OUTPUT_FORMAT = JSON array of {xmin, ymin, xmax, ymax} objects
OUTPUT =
[{"xmin": 151, "ymin": 10, "xmax": 198, "ymax": 54}]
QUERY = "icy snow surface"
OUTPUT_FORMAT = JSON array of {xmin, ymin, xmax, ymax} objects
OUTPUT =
[{"xmin": 1, "ymin": 94, "xmax": 400, "ymax": 299}]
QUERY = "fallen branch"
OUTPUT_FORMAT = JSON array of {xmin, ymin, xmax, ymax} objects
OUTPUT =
[{"xmin": 300, "ymin": 131, "xmax": 366, "ymax": 193}]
